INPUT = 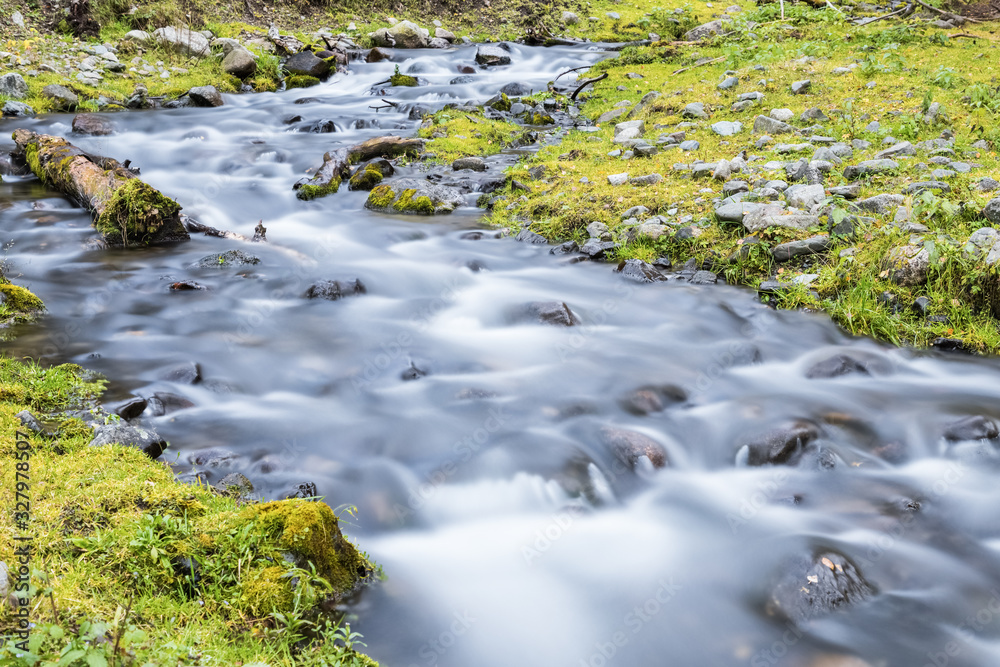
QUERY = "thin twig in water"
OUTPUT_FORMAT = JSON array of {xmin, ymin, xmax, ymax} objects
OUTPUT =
[
  {"xmin": 671, "ymin": 55, "xmax": 725, "ymax": 75},
  {"xmin": 555, "ymin": 65, "xmax": 593, "ymax": 82},
  {"xmin": 570, "ymin": 73, "xmax": 608, "ymax": 101}
]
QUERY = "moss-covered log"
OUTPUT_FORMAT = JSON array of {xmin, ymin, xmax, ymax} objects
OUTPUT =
[
  {"xmin": 11, "ymin": 129, "xmax": 189, "ymax": 247},
  {"xmin": 348, "ymin": 135, "xmax": 425, "ymax": 164},
  {"xmin": 295, "ymin": 147, "xmax": 351, "ymax": 201}
]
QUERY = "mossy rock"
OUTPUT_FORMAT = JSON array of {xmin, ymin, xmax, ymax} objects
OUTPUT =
[
  {"xmin": 389, "ymin": 71, "xmax": 418, "ymax": 87},
  {"xmin": 348, "ymin": 159, "xmax": 394, "ymax": 191},
  {"xmin": 487, "ymin": 92, "xmax": 511, "ymax": 112},
  {"xmin": 0, "ymin": 282, "xmax": 44, "ymax": 314},
  {"xmin": 365, "ymin": 178, "xmax": 464, "ymax": 215},
  {"xmin": 242, "ymin": 499, "xmax": 374, "ymax": 595},
  {"xmin": 296, "ymin": 177, "xmax": 341, "ymax": 200},
  {"xmin": 286, "ymin": 75, "xmax": 321, "ymax": 89},
  {"xmin": 96, "ymin": 179, "xmax": 183, "ymax": 247}
]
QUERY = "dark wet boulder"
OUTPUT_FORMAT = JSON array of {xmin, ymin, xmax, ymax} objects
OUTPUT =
[
  {"xmin": 160, "ymin": 361, "xmax": 202, "ymax": 384},
  {"xmin": 515, "ymin": 228, "xmax": 547, "ymax": 244},
  {"xmin": 805, "ymin": 353, "xmax": 872, "ymax": 379},
  {"xmin": 767, "ymin": 551, "xmax": 875, "ymax": 624},
  {"xmin": 194, "ymin": 249, "xmax": 261, "ymax": 268},
  {"xmin": 615, "ymin": 259, "xmax": 667, "ymax": 283},
  {"xmin": 299, "ymin": 119, "xmax": 337, "ymax": 133},
  {"xmin": 453, "ymin": 156, "xmax": 487, "ymax": 172},
  {"xmin": 600, "ymin": 427, "xmax": 669, "ymax": 469},
  {"xmin": 943, "ymin": 415, "xmax": 999, "ymax": 441},
  {"xmin": 740, "ymin": 420, "xmax": 820, "ymax": 466},
  {"xmin": 366, "ymin": 47, "xmax": 392, "ymax": 63},
  {"xmin": 365, "ymin": 178, "xmax": 464, "ymax": 215},
  {"xmin": 303, "ymin": 279, "xmax": 366, "ymax": 301},
  {"xmin": 71, "ymin": 113, "xmax": 115, "ymax": 136},
  {"xmin": 348, "ymin": 158, "xmax": 394, "ymax": 190},
  {"xmin": 89, "ymin": 423, "xmax": 167, "ymax": 459},
  {"xmin": 619, "ymin": 385, "xmax": 687, "ymax": 415},
  {"xmin": 112, "ymin": 396, "xmax": 148, "ymax": 420},
  {"xmin": 524, "ymin": 301, "xmax": 581, "ymax": 326},
  {"xmin": 285, "ymin": 51, "xmax": 333, "ymax": 78},
  {"xmin": 169, "ymin": 280, "xmax": 206, "ymax": 291},
  {"xmin": 188, "ymin": 85, "xmax": 224, "ymax": 107},
  {"xmin": 475, "ymin": 44, "xmax": 511, "ymax": 66},
  {"xmin": 550, "ymin": 241, "xmax": 579, "ymax": 255},
  {"xmin": 145, "ymin": 392, "xmax": 195, "ymax": 416},
  {"xmin": 401, "ymin": 361, "xmax": 428, "ymax": 381},
  {"xmin": 579, "ymin": 239, "xmax": 616, "ymax": 259}
]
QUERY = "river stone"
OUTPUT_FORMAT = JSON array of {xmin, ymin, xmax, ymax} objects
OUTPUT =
[
  {"xmin": 367, "ymin": 47, "xmax": 392, "ymax": 63},
  {"xmin": 0, "ymin": 72, "xmax": 28, "ymax": 99},
  {"xmin": 366, "ymin": 178, "xmax": 464, "ymax": 215},
  {"xmin": 500, "ymin": 81, "xmax": 531, "ymax": 97},
  {"xmin": 71, "ymin": 113, "xmax": 115, "ymax": 136},
  {"xmin": 387, "ymin": 20, "xmax": 430, "ymax": 48},
  {"xmin": 525, "ymin": 301, "xmax": 581, "ymax": 326},
  {"xmin": 785, "ymin": 183, "xmax": 825, "ymax": 209},
  {"xmin": 90, "ymin": 423, "xmax": 167, "ymax": 459},
  {"xmin": 188, "ymin": 85, "xmax": 224, "ymax": 107},
  {"xmin": 753, "ymin": 115, "xmax": 795, "ymax": 135},
  {"xmin": 615, "ymin": 258, "xmax": 667, "ymax": 283},
  {"xmin": 744, "ymin": 209, "xmax": 819, "ymax": 233},
  {"xmin": 886, "ymin": 245, "xmax": 930, "ymax": 286},
  {"xmin": 843, "ymin": 159, "xmax": 898, "ymax": 180},
  {"xmin": 2, "ymin": 100, "xmax": 34, "ymax": 117},
  {"xmin": 600, "ymin": 426, "xmax": 668, "ymax": 469},
  {"xmin": 772, "ymin": 235, "xmax": 831, "ymax": 261},
  {"xmin": 711, "ymin": 121, "xmax": 742, "ymax": 136},
  {"xmin": 683, "ymin": 19, "xmax": 724, "ymax": 41},
  {"xmin": 805, "ymin": 353, "xmax": 873, "ymax": 379},
  {"xmin": 304, "ymin": 279, "xmax": 366, "ymax": 300},
  {"xmin": 682, "ymin": 102, "xmax": 708, "ymax": 119},
  {"xmin": 515, "ymin": 228, "xmax": 547, "ymax": 244},
  {"xmin": 768, "ymin": 551, "xmax": 875, "ymax": 624},
  {"xmin": 285, "ymin": 51, "xmax": 332, "ymax": 78},
  {"xmin": 983, "ymin": 197, "xmax": 1000, "ymax": 225},
  {"xmin": 741, "ymin": 420, "xmax": 819, "ymax": 466},
  {"xmin": 215, "ymin": 472, "xmax": 254, "ymax": 495},
  {"xmin": 943, "ymin": 415, "xmax": 999, "ymax": 441},
  {"xmin": 475, "ymin": 44, "xmax": 511, "ymax": 66},
  {"xmin": 42, "ymin": 84, "xmax": 79, "ymax": 110},
  {"xmin": 453, "ymin": 156, "xmax": 487, "ymax": 172},
  {"xmin": 153, "ymin": 26, "xmax": 210, "ymax": 57},
  {"xmin": 223, "ymin": 48, "xmax": 257, "ymax": 79}
]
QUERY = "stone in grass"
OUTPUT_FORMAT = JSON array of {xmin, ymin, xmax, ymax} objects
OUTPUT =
[
  {"xmin": 718, "ymin": 76, "xmax": 739, "ymax": 90},
  {"xmin": 785, "ymin": 184, "xmax": 825, "ymax": 210},
  {"xmin": 966, "ymin": 228, "xmax": 1000, "ymax": 257},
  {"xmin": 2, "ymin": 100, "xmax": 34, "ymax": 117},
  {"xmin": 843, "ymin": 159, "xmax": 898, "ymax": 180},
  {"xmin": 791, "ymin": 79, "xmax": 811, "ymax": 94},
  {"xmin": 875, "ymin": 141, "xmax": 916, "ymax": 160},
  {"xmin": 630, "ymin": 173, "xmax": 663, "ymax": 186},
  {"xmin": 983, "ymin": 197, "xmax": 1000, "ymax": 225},
  {"xmin": 41, "ymin": 84, "xmax": 79, "ymax": 110},
  {"xmin": 0, "ymin": 73, "xmax": 28, "ymax": 99},
  {"xmin": 855, "ymin": 194, "xmax": 904, "ymax": 215},
  {"xmin": 753, "ymin": 115, "xmax": 795, "ymax": 135},
  {"xmin": 679, "ymin": 140, "xmax": 700, "ymax": 151},
  {"xmin": 682, "ymin": 102, "xmax": 708, "ymax": 119},
  {"xmin": 885, "ymin": 245, "xmax": 930, "ymax": 286},
  {"xmin": 771, "ymin": 235, "xmax": 832, "ymax": 261},
  {"xmin": 978, "ymin": 178, "xmax": 1000, "ymax": 192},
  {"xmin": 744, "ymin": 209, "xmax": 819, "ymax": 233},
  {"xmin": 711, "ymin": 121, "xmax": 742, "ymax": 136},
  {"xmin": 828, "ymin": 184, "xmax": 860, "ymax": 199},
  {"xmin": 90, "ymin": 423, "xmax": 167, "ymax": 459},
  {"xmin": 608, "ymin": 172, "xmax": 629, "ymax": 186},
  {"xmin": 614, "ymin": 120, "xmax": 645, "ymax": 144},
  {"xmin": 905, "ymin": 181, "xmax": 950, "ymax": 195}
]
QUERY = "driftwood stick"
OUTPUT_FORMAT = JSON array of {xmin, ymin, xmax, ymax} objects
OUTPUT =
[
  {"xmin": 671, "ymin": 55, "xmax": 725, "ymax": 75},
  {"xmin": 912, "ymin": 0, "xmax": 980, "ymax": 22},
  {"xmin": 555, "ymin": 65, "xmax": 594, "ymax": 82},
  {"xmin": 570, "ymin": 73, "xmax": 608, "ymax": 101}
]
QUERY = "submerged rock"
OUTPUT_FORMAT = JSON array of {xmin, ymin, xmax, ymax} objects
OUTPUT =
[
  {"xmin": 523, "ymin": 301, "xmax": 581, "ymax": 326},
  {"xmin": 194, "ymin": 250, "xmax": 261, "ymax": 268},
  {"xmin": 303, "ymin": 279, "xmax": 367, "ymax": 301},
  {"xmin": 600, "ymin": 427, "xmax": 669, "ymax": 469},
  {"xmin": 767, "ymin": 551, "xmax": 875, "ymax": 624},
  {"xmin": 942, "ymin": 415, "xmax": 999, "ymax": 441},
  {"xmin": 615, "ymin": 259, "xmax": 667, "ymax": 283},
  {"xmin": 619, "ymin": 385, "xmax": 687, "ymax": 415},
  {"xmin": 740, "ymin": 420, "xmax": 819, "ymax": 466}
]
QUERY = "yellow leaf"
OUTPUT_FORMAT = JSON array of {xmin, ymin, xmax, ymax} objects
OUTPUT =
[{"xmin": 821, "ymin": 557, "xmax": 835, "ymax": 570}]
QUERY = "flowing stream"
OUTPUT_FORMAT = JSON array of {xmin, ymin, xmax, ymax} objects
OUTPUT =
[{"xmin": 5, "ymin": 41, "xmax": 1000, "ymax": 667}]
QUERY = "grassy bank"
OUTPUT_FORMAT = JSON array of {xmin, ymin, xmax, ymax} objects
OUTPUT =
[
  {"xmin": 421, "ymin": 3, "xmax": 1000, "ymax": 353},
  {"xmin": 0, "ymin": 286, "xmax": 378, "ymax": 664}
]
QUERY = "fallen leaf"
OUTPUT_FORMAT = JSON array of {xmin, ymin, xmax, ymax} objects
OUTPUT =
[{"xmin": 821, "ymin": 557, "xmax": 835, "ymax": 570}]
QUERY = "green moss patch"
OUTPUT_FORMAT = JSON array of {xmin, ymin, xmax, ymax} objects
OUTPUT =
[{"xmin": 96, "ymin": 178, "xmax": 183, "ymax": 246}]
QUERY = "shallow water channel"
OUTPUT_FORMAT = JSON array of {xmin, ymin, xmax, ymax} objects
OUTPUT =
[{"xmin": 4, "ymin": 41, "xmax": 1000, "ymax": 667}]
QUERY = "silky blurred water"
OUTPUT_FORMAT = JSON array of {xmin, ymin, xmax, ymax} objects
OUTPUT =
[{"xmin": 3, "ymin": 41, "xmax": 1000, "ymax": 667}]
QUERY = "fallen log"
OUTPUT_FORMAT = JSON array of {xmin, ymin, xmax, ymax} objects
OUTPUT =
[
  {"xmin": 293, "ymin": 147, "xmax": 351, "ymax": 201},
  {"xmin": 347, "ymin": 136, "xmax": 424, "ymax": 163},
  {"xmin": 12, "ymin": 129, "xmax": 189, "ymax": 247}
]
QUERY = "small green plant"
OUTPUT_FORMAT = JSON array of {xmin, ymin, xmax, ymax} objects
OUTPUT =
[{"xmin": 930, "ymin": 65, "xmax": 964, "ymax": 90}]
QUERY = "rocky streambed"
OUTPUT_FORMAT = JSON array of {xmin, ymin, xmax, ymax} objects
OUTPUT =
[{"xmin": 6, "ymin": 27, "xmax": 1000, "ymax": 667}]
